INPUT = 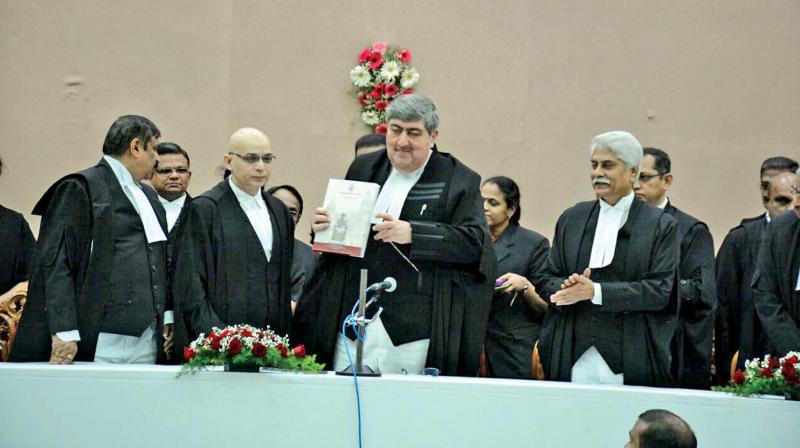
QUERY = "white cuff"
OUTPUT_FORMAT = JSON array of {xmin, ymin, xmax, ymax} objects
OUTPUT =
[
  {"xmin": 163, "ymin": 311, "xmax": 175, "ymax": 325},
  {"xmin": 591, "ymin": 283, "xmax": 603, "ymax": 305},
  {"xmin": 56, "ymin": 330, "xmax": 81, "ymax": 342}
]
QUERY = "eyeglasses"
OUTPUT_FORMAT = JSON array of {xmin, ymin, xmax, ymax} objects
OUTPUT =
[
  {"xmin": 638, "ymin": 173, "xmax": 665, "ymax": 182},
  {"xmin": 154, "ymin": 167, "xmax": 190, "ymax": 176},
  {"xmin": 228, "ymin": 152, "xmax": 277, "ymax": 164}
]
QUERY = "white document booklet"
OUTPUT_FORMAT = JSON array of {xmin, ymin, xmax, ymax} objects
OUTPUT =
[{"xmin": 312, "ymin": 179, "xmax": 380, "ymax": 258}]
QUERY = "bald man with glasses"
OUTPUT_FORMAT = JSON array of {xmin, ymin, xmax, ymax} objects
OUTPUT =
[{"xmin": 172, "ymin": 128, "xmax": 300, "ymax": 349}]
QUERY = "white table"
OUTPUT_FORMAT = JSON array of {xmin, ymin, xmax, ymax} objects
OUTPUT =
[{"xmin": 0, "ymin": 363, "xmax": 795, "ymax": 447}]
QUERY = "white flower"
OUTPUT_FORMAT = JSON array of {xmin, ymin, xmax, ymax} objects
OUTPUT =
[
  {"xmin": 400, "ymin": 67, "xmax": 419, "ymax": 88},
  {"xmin": 361, "ymin": 110, "xmax": 380, "ymax": 125},
  {"xmin": 380, "ymin": 60, "xmax": 401, "ymax": 81},
  {"xmin": 350, "ymin": 65, "xmax": 372, "ymax": 88}
]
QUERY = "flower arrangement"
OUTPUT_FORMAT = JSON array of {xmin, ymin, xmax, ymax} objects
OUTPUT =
[
  {"xmin": 350, "ymin": 41, "xmax": 420, "ymax": 134},
  {"xmin": 180, "ymin": 324, "xmax": 325, "ymax": 376},
  {"xmin": 714, "ymin": 352, "xmax": 800, "ymax": 400}
]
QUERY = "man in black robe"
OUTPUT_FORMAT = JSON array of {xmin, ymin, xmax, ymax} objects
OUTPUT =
[
  {"xmin": 150, "ymin": 142, "xmax": 193, "ymax": 362},
  {"xmin": 12, "ymin": 115, "xmax": 170, "ymax": 364},
  {"xmin": 533, "ymin": 131, "xmax": 679, "ymax": 387},
  {"xmin": 294, "ymin": 94, "xmax": 494, "ymax": 376},
  {"xmin": 715, "ymin": 156, "xmax": 798, "ymax": 382},
  {"xmin": 635, "ymin": 147, "xmax": 716, "ymax": 389},
  {"xmin": 753, "ymin": 172, "xmax": 800, "ymax": 357},
  {"xmin": 173, "ymin": 128, "xmax": 297, "ymax": 350}
]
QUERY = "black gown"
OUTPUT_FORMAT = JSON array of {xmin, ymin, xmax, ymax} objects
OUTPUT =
[
  {"xmin": 714, "ymin": 214, "xmax": 768, "ymax": 382},
  {"xmin": 753, "ymin": 210, "xmax": 800, "ymax": 356},
  {"xmin": 665, "ymin": 202, "xmax": 716, "ymax": 390},
  {"xmin": 293, "ymin": 148, "xmax": 495, "ymax": 376},
  {"xmin": 0, "ymin": 204, "xmax": 35, "ymax": 294},
  {"xmin": 484, "ymin": 223, "xmax": 549, "ymax": 379},
  {"xmin": 533, "ymin": 198, "xmax": 679, "ymax": 387},
  {"xmin": 173, "ymin": 179, "xmax": 295, "ymax": 346}
]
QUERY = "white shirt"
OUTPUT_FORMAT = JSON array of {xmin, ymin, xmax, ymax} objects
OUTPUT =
[
  {"xmin": 229, "ymin": 178, "xmax": 273, "ymax": 261},
  {"xmin": 372, "ymin": 150, "xmax": 432, "ymax": 222},
  {"xmin": 656, "ymin": 197, "xmax": 669, "ymax": 210},
  {"xmin": 158, "ymin": 194, "xmax": 187, "ymax": 232}
]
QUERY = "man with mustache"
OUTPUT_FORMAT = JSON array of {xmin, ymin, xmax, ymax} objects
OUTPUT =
[
  {"xmin": 294, "ymin": 94, "xmax": 494, "ymax": 376},
  {"xmin": 753, "ymin": 170, "xmax": 800, "ymax": 358},
  {"xmin": 714, "ymin": 156, "xmax": 798, "ymax": 383},
  {"xmin": 12, "ymin": 115, "xmax": 169, "ymax": 364},
  {"xmin": 149, "ymin": 142, "xmax": 192, "ymax": 362},
  {"xmin": 634, "ymin": 147, "xmax": 716, "ymax": 389},
  {"xmin": 172, "ymin": 128, "xmax": 298, "ymax": 347},
  {"xmin": 533, "ymin": 131, "xmax": 679, "ymax": 386}
]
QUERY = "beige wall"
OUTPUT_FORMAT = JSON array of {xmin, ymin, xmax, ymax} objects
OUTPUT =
[{"xmin": 1, "ymin": 0, "xmax": 798, "ymax": 248}]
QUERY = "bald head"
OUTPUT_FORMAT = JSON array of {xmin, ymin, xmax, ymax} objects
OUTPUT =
[
  {"xmin": 228, "ymin": 127, "xmax": 271, "ymax": 153},
  {"xmin": 766, "ymin": 171, "xmax": 797, "ymax": 218},
  {"xmin": 224, "ymin": 127, "xmax": 275, "ymax": 196}
]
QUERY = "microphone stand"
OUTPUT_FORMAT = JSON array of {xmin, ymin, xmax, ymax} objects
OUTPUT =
[{"xmin": 336, "ymin": 269, "xmax": 382, "ymax": 377}]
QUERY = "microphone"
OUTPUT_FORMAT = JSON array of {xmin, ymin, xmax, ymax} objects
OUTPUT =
[{"xmin": 366, "ymin": 277, "xmax": 397, "ymax": 293}]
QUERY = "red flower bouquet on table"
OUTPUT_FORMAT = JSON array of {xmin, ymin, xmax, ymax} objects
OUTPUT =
[
  {"xmin": 179, "ymin": 324, "xmax": 325, "ymax": 376},
  {"xmin": 714, "ymin": 351, "xmax": 800, "ymax": 400},
  {"xmin": 350, "ymin": 41, "xmax": 420, "ymax": 134}
]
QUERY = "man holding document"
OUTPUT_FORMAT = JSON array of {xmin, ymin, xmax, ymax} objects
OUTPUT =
[{"xmin": 295, "ymin": 94, "xmax": 495, "ymax": 376}]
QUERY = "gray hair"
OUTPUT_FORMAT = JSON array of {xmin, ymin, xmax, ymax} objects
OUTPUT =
[
  {"xmin": 590, "ymin": 130, "xmax": 643, "ymax": 179},
  {"xmin": 385, "ymin": 94, "xmax": 439, "ymax": 134}
]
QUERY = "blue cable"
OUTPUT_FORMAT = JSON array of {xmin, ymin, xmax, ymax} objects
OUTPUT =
[{"xmin": 342, "ymin": 299, "xmax": 367, "ymax": 448}]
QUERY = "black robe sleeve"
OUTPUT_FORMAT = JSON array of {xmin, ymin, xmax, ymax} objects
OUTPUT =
[
  {"xmin": 596, "ymin": 216, "xmax": 678, "ymax": 313},
  {"xmin": 173, "ymin": 198, "xmax": 226, "ymax": 338},
  {"xmin": 674, "ymin": 221, "xmax": 716, "ymax": 389},
  {"xmin": 35, "ymin": 179, "xmax": 93, "ymax": 334},
  {"xmin": 0, "ymin": 208, "xmax": 36, "ymax": 293},
  {"xmin": 713, "ymin": 228, "xmax": 744, "ymax": 381},
  {"xmin": 753, "ymin": 222, "xmax": 800, "ymax": 354}
]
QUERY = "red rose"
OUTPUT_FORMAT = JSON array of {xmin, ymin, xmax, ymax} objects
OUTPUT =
[
  {"xmin": 368, "ymin": 52, "xmax": 384, "ymax": 70},
  {"xmin": 395, "ymin": 49, "xmax": 412, "ymax": 63},
  {"xmin": 401, "ymin": 89, "xmax": 414, "ymax": 95},
  {"xmin": 358, "ymin": 92, "xmax": 369, "ymax": 106},
  {"xmin": 384, "ymin": 84, "xmax": 399, "ymax": 97},
  {"xmin": 209, "ymin": 334, "xmax": 221, "ymax": 350},
  {"xmin": 732, "ymin": 369, "xmax": 746, "ymax": 385},
  {"xmin": 276, "ymin": 343, "xmax": 289, "ymax": 358},
  {"xmin": 240, "ymin": 329, "xmax": 253, "ymax": 338},
  {"xmin": 374, "ymin": 123, "xmax": 388, "ymax": 135},
  {"xmin": 375, "ymin": 100, "xmax": 389, "ymax": 111},
  {"xmin": 785, "ymin": 355, "xmax": 798, "ymax": 367},
  {"xmin": 358, "ymin": 47, "xmax": 371, "ymax": 63},
  {"xmin": 293, "ymin": 344, "xmax": 307, "ymax": 358},
  {"xmin": 228, "ymin": 338, "xmax": 243, "ymax": 355},
  {"xmin": 370, "ymin": 87, "xmax": 382, "ymax": 100},
  {"xmin": 183, "ymin": 346, "xmax": 196, "ymax": 362},
  {"xmin": 784, "ymin": 369, "xmax": 799, "ymax": 386},
  {"xmin": 760, "ymin": 367, "xmax": 774, "ymax": 378},
  {"xmin": 768, "ymin": 357, "xmax": 779, "ymax": 369},
  {"xmin": 251, "ymin": 342, "xmax": 266, "ymax": 358}
]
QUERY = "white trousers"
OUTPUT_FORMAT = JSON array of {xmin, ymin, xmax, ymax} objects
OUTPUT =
[
  {"xmin": 94, "ymin": 322, "xmax": 157, "ymax": 364},
  {"xmin": 571, "ymin": 346, "xmax": 624, "ymax": 385},
  {"xmin": 333, "ymin": 316, "xmax": 430, "ymax": 374}
]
